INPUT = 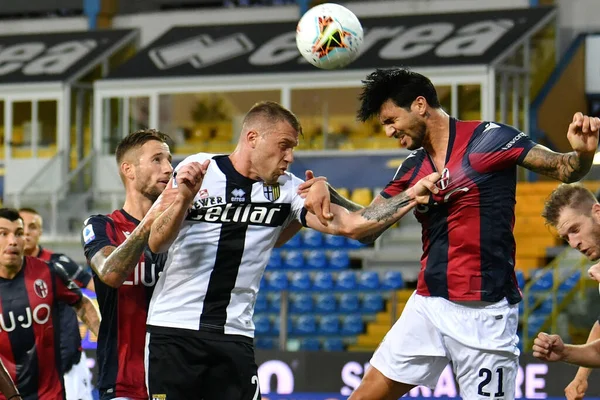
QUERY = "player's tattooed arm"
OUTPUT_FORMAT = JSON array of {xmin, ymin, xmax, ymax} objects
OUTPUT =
[
  {"xmin": 520, "ymin": 145, "xmax": 593, "ymax": 183},
  {"xmin": 355, "ymin": 194, "xmax": 413, "ymax": 244},
  {"xmin": 0, "ymin": 358, "xmax": 20, "ymax": 399},
  {"xmin": 148, "ymin": 196, "xmax": 190, "ymax": 254},
  {"xmin": 73, "ymin": 295, "xmax": 100, "ymax": 337}
]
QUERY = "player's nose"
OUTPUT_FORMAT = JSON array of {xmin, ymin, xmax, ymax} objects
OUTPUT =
[{"xmin": 385, "ymin": 125, "xmax": 396, "ymax": 138}]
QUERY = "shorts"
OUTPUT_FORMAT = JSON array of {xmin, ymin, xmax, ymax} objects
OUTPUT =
[
  {"xmin": 145, "ymin": 328, "xmax": 261, "ymax": 400},
  {"xmin": 64, "ymin": 351, "xmax": 94, "ymax": 400},
  {"xmin": 370, "ymin": 291, "xmax": 520, "ymax": 399}
]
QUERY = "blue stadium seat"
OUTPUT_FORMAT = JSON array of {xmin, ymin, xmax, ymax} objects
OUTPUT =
[
  {"xmin": 515, "ymin": 270, "xmax": 526, "ymax": 289},
  {"xmin": 380, "ymin": 270, "xmax": 404, "ymax": 290},
  {"xmin": 527, "ymin": 313, "xmax": 547, "ymax": 338},
  {"xmin": 530, "ymin": 270, "xmax": 553, "ymax": 292},
  {"xmin": 339, "ymin": 293, "xmax": 360, "ymax": 313},
  {"xmin": 255, "ymin": 295, "xmax": 268, "ymax": 313},
  {"xmin": 559, "ymin": 270, "xmax": 581, "ymax": 291},
  {"xmin": 306, "ymin": 250, "xmax": 327, "ymax": 269},
  {"xmin": 323, "ymin": 234, "xmax": 346, "ymax": 249},
  {"xmin": 270, "ymin": 292, "xmax": 281, "ymax": 312},
  {"xmin": 267, "ymin": 271, "xmax": 288, "ymax": 290},
  {"xmin": 266, "ymin": 251, "xmax": 283, "ymax": 270},
  {"xmin": 259, "ymin": 275, "xmax": 268, "ymax": 290},
  {"xmin": 313, "ymin": 271, "xmax": 334, "ymax": 291},
  {"xmin": 323, "ymin": 338, "xmax": 345, "ymax": 351},
  {"xmin": 294, "ymin": 315, "xmax": 317, "ymax": 335},
  {"xmin": 283, "ymin": 250, "xmax": 305, "ymax": 269},
  {"xmin": 538, "ymin": 298, "xmax": 553, "ymax": 315},
  {"xmin": 255, "ymin": 338, "xmax": 275, "ymax": 350},
  {"xmin": 336, "ymin": 271, "xmax": 357, "ymax": 290},
  {"xmin": 362, "ymin": 293, "xmax": 384, "ymax": 313},
  {"xmin": 290, "ymin": 293, "xmax": 314, "ymax": 313},
  {"xmin": 300, "ymin": 338, "xmax": 321, "ymax": 351},
  {"xmin": 318, "ymin": 315, "xmax": 340, "ymax": 335},
  {"xmin": 346, "ymin": 238, "xmax": 367, "ymax": 249},
  {"xmin": 358, "ymin": 271, "xmax": 380, "ymax": 290},
  {"xmin": 314, "ymin": 293, "xmax": 337, "ymax": 313},
  {"xmin": 254, "ymin": 315, "xmax": 271, "ymax": 335},
  {"xmin": 302, "ymin": 230, "xmax": 323, "ymax": 249},
  {"xmin": 328, "ymin": 250, "xmax": 350, "ymax": 269},
  {"xmin": 341, "ymin": 315, "xmax": 364, "ymax": 335},
  {"xmin": 282, "ymin": 233, "xmax": 302, "ymax": 249},
  {"xmin": 290, "ymin": 272, "xmax": 312, "ymax": 291},
  {"xmin": 272, "ymin": 316, "xmax": 292, "ymax": 335}
]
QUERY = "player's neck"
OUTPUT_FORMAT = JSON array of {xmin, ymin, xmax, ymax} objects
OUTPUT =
[
  {"xmin": 228, "ymin": 150, "xmax": 258, "ymax": 181},
  {"xmin": 423, "ymin": 109, "xmax": 451, "ymax": 159},
  {"xmin": 122, "ymin": 192, "xmax": 154, "ymax": 222},
  {"xmin": 0, "ymin": 262, "xmax": 22, "ymax": 279},
  {"xmin": 25, "ymin": 245, "xmax": 40, "ymax": 258}
]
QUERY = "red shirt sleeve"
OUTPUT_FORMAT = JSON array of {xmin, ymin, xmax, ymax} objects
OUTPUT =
[
  {"xmin": 52, "ymin": 262, "xmax": 83, "ymax": 306},
  {"xmin": 380, "ymin": 150, "xmax": 424, "ymax": 199}
]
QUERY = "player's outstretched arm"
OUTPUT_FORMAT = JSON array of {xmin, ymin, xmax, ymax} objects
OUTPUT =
[
  {"xmin": 520, "ymin": 113, "xmax": 600, "ymax": 183},
  {"xmin": 89, "ymin": 187, "xmax": 178, "ymax": 288},
  {"xmin": 564, "ymin": 321, "xmax": 600, "ymax": 400},
  {"xmin": 72, "ymin": 294, "xmax": 100, "ymax": 337},
  {"xmin": 304, "ymin": 173, "xmax": 440, "ymax": 243},
  {"xmin": 149, "ymin": 160, "xmax": 209, "ymax": 253},
  {"xmin": 0, "ymin": 358, "xmax": 20, "ymax": 400}
]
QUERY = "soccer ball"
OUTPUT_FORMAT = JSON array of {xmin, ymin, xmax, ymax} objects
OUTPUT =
[{"xmin": 296, "ymin": 3, "xmax": 364, "ymax": 70}]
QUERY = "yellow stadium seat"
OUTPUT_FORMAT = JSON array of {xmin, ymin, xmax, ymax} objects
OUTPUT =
[
  {"xmin": 351, "ymin": 188, "xmax": 373, "ymax": 207},
  {"xmin": 336, "ymin": 187, "xmax": 350, "ymax": 199}
]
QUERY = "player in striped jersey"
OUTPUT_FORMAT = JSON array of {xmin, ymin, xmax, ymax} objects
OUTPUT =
[{"xmin": 144, "ymin": 101, "xmax": 439, "ymax": 400}]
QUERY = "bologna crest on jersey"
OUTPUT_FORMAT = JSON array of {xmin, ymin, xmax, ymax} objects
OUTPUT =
[
  {"xmin": 34, "ymin": 279, "xmax": 48, "ymax": 299},
  {"xmin": 436, "ymin": 168, "xmax": 451, "ymax": 190},
  {"xmin": 263, "ymin": 184, "xmax": 281, "ymax": 202}
]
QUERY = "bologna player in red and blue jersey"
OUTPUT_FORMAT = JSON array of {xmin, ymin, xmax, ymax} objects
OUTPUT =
[
  {"xmin": 0, "ymin": 208, "xmax": 100, "ymax": 400},
  {"xmin": 80, "ymin": 130, "xmax": 176, "ymax": 400},
  {"xmin": 302, "ymin": 68, "xmax": 600, "ymax": 400}
]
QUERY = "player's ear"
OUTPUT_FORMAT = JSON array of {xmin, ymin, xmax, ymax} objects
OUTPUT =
[
  {"xmin": 120, "ymin": 161, "xmax": 135, "ymax": 181},
  {"xmin": 592, "ymin": 203, "xmax": 600, "ymax": 223},
  {"xmin": 412, "ymin": 96, "xmax": 428, "ymax": 116},
  {"xmin": 247, "ymin": 130, "xmax": 259, "ymax": 149}
]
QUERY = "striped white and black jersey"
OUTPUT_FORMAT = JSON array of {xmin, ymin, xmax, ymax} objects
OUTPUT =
[{"xmin": 147, "ymin": 153, "xmax": 305, "ymax": 339}]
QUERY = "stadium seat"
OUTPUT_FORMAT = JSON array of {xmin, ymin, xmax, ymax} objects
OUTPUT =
[
  {"xmin": 290, "ymin": 272, "xmax": 312, "ymax": 291},
  {"xmin": 255, "ymin": 338, "xmax": 275, "ymax": 350},
  {"xmin": 302, "ymin": 230, "xmax": 324, "ymax": 248},
  {"xmin": 559, "ymin": 270, "xmax": 581, "ymax": 291},
  {"xmin": 328, "ymin": 250, "xmax": 350, "ymax": 269},
  {"xmin": 323, "ymin": 234, "xmax": 347, "ymax": 249},
  {"xmin": 270, "ymin": 292, "xmax": 281, "ymax": 312},
  {"xmin": 290, "ymin": 293, "xmax": 314, "ymax": 313},
  {"xmin": 380, "ymin": 270, "xmax": 404, "ymax": 289},
  {"xmin": 346, "ymin": 238, "xmax": 367, "ymax": 249},
  {"xmin": 300, "ymin": 338, "xmax": 321, "ymax": 351},
  {"xmin": 529, "ymin": 269, "xmax": 553, "ymax": 292},
  {"xmin": 314, "ymin": 293, "xmax": 337, "ymax": 313},
  {"xmin": 362, "ymin": 293, "xmax": 384, "ymax": 313},
  {"xmin": 282, "ymin": 233, "xmax": 302, "ymax": 249},
  {"xmin": 336, "ymin": 187, "xmax": 350, "ymax": 199},
  {"xmin": 306, "ymin": 250, "xmax": 327, "ymax": 269},
  {"xmin": 255, "ymin": 295, "xmax": 268, "ymax": 313},
  {"xmin": 323, "ymin": 338, "xmax": 345, "ymax": 351},
  {"xmin": 339, "ymin": 293, "xmax": 360, "ymax": 313},
  {"xmin": 295, "ymin": 315, "xmax": 317, "ymax": 335},
  {"xmin": 283, "ymin": 250, "xmax": 305, "ymax": 269},
  {"xmin": 318, "ymin": 315, "xmax": 340, "ymax": 335},
  {"xmin": 341, "ymin": 315, "xmax": 364, "ymax": 335},
  {"xmin": 272, "ymin": 316, "xmax": 292, "ymax": 335},
  {"xmin": 313, "ymin": 271, "xmax": 334, "ymax": 291},
  {"xmin": 336, "ymin": 271, "xmax": 357, "ymax": 290},
  {"xmin": 538, "ymin": 298, "xmax": 553, "ymax": 315},
  {"xmin": 266, "ymin": 251, "xmax": 282, "ymax": 269},
  {"xmin": 527, "ymin": 313, "xmax": 547, "ymax": 338},
  {"xmin": 267, "ymin": 271, "xmax": 288, "ymax": 290},
  {"xmin": 350, "ymin": 188, "xmax": 373, "ymax": 206},
  {"xmin": 254, "ymin": 315, "xmax": 271, "ymax": 335},
  {"xmin": 358, "ymin": 271, "xmax": 380, "ymax": 290}
]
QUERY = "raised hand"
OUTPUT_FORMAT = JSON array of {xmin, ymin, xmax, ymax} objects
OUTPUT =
[
  {"xmin": 297, "ymin": 170, "xmax": 328, "ymax": 199},
  {"xmin": 532, "ymin": 332, "xmax": 566, "ymax": 362},
  {"xmin": 410, "ymin": 172, "xmax": 440, "ymax": 205},
  {"xmin": 567, "ymin": 112, "xmax": 600, "ymax": 156},
  {"xmin": 175, "ymin": 160, "xmax": 210, "ymax": 202}
]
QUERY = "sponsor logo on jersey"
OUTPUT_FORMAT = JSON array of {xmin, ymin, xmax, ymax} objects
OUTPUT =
[
  {"xmin": 231, "ymin": 188, "xmax": 246, "ymax": 202},
  {"xmin": 33, "ymin": 279, "xmax": 48, "ymax": 299},
  {"xmin": 187, "ymin": 203, "xmax": 291, "ymax": 227},
  {"xmin": 82, "ymin": 224, "xmax": 95, "ymax": 244},
  {"xmin": 0, "ymin": 304, "xmax": 51, "ymax": 332},
  {"xmin": 263, "ymin": 184, "xmax": 281, "ymax": 202}
]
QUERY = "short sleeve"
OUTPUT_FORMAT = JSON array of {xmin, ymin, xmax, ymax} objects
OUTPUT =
[
  {"xmin": 51, "ymin": 253, "xmax": 92, "ymax": 289},
  {"xmin": 380, "ymin": 150, "xmax": 424, "ymax": 199},
  {"xmin": 52, "ymin": 262, "xmax": 83, "ymax": 306},
  {"xmin": 81, "ymin": 215, "xmax": 118, "ymax": 263},
  {"xmin": 468, "ymin": 122, "xmax": 537, "ymax": 173}
]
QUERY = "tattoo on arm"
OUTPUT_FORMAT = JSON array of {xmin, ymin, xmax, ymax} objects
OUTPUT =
[
  {"xmin": 154, "ymin": 205, "xmax": 176, "ymax": 236},
  {"xmin": 76, "ymin": 297, "xmax": 100, "ymax": 337},
  {"xmin": 91, "ymin": 224, "xmax": 151, "ymax": 287},
  {"xmin": 521, "ymin": 145, "xmax": 593, "ymax": 183},
  {"xmin": 329, "ymin": 186, "xmax": 363, "ymax": 212},
  {"xmin": 356, "ymin": 192, "xmax": 414, "ymax": 244}
]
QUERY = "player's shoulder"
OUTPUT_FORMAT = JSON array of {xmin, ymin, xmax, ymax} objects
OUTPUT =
[
  {"xmin": 476, "ymin": 121, "xmax": 522, "ymax": 137},
  {"xmin": 175, "ymin": 152, "xmax": 219, "ymax": 169},
  {"xmin": 399, "ymin": 149, "xmax": 426, "ymax": 170},
  {"xmin": 24, "ymin": 255, "xmax": 53, "ymax": 273},
  {"xmin": 81, "ymin": 213, "xmax": 115, "ymax": 245}
]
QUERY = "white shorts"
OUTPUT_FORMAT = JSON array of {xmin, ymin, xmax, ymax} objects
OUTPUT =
[
  {"xmin": 63, "ymin": 352, "xmax": 94, "ymax": 400},
  {"xmin": 370, "ymin": 292, "xmax": 520, "ymax": 399}
]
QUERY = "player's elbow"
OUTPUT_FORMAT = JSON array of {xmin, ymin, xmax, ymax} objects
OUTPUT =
[{"xmin": 98, "ymin": 274, "xmax": 123, "ymax": 289}]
